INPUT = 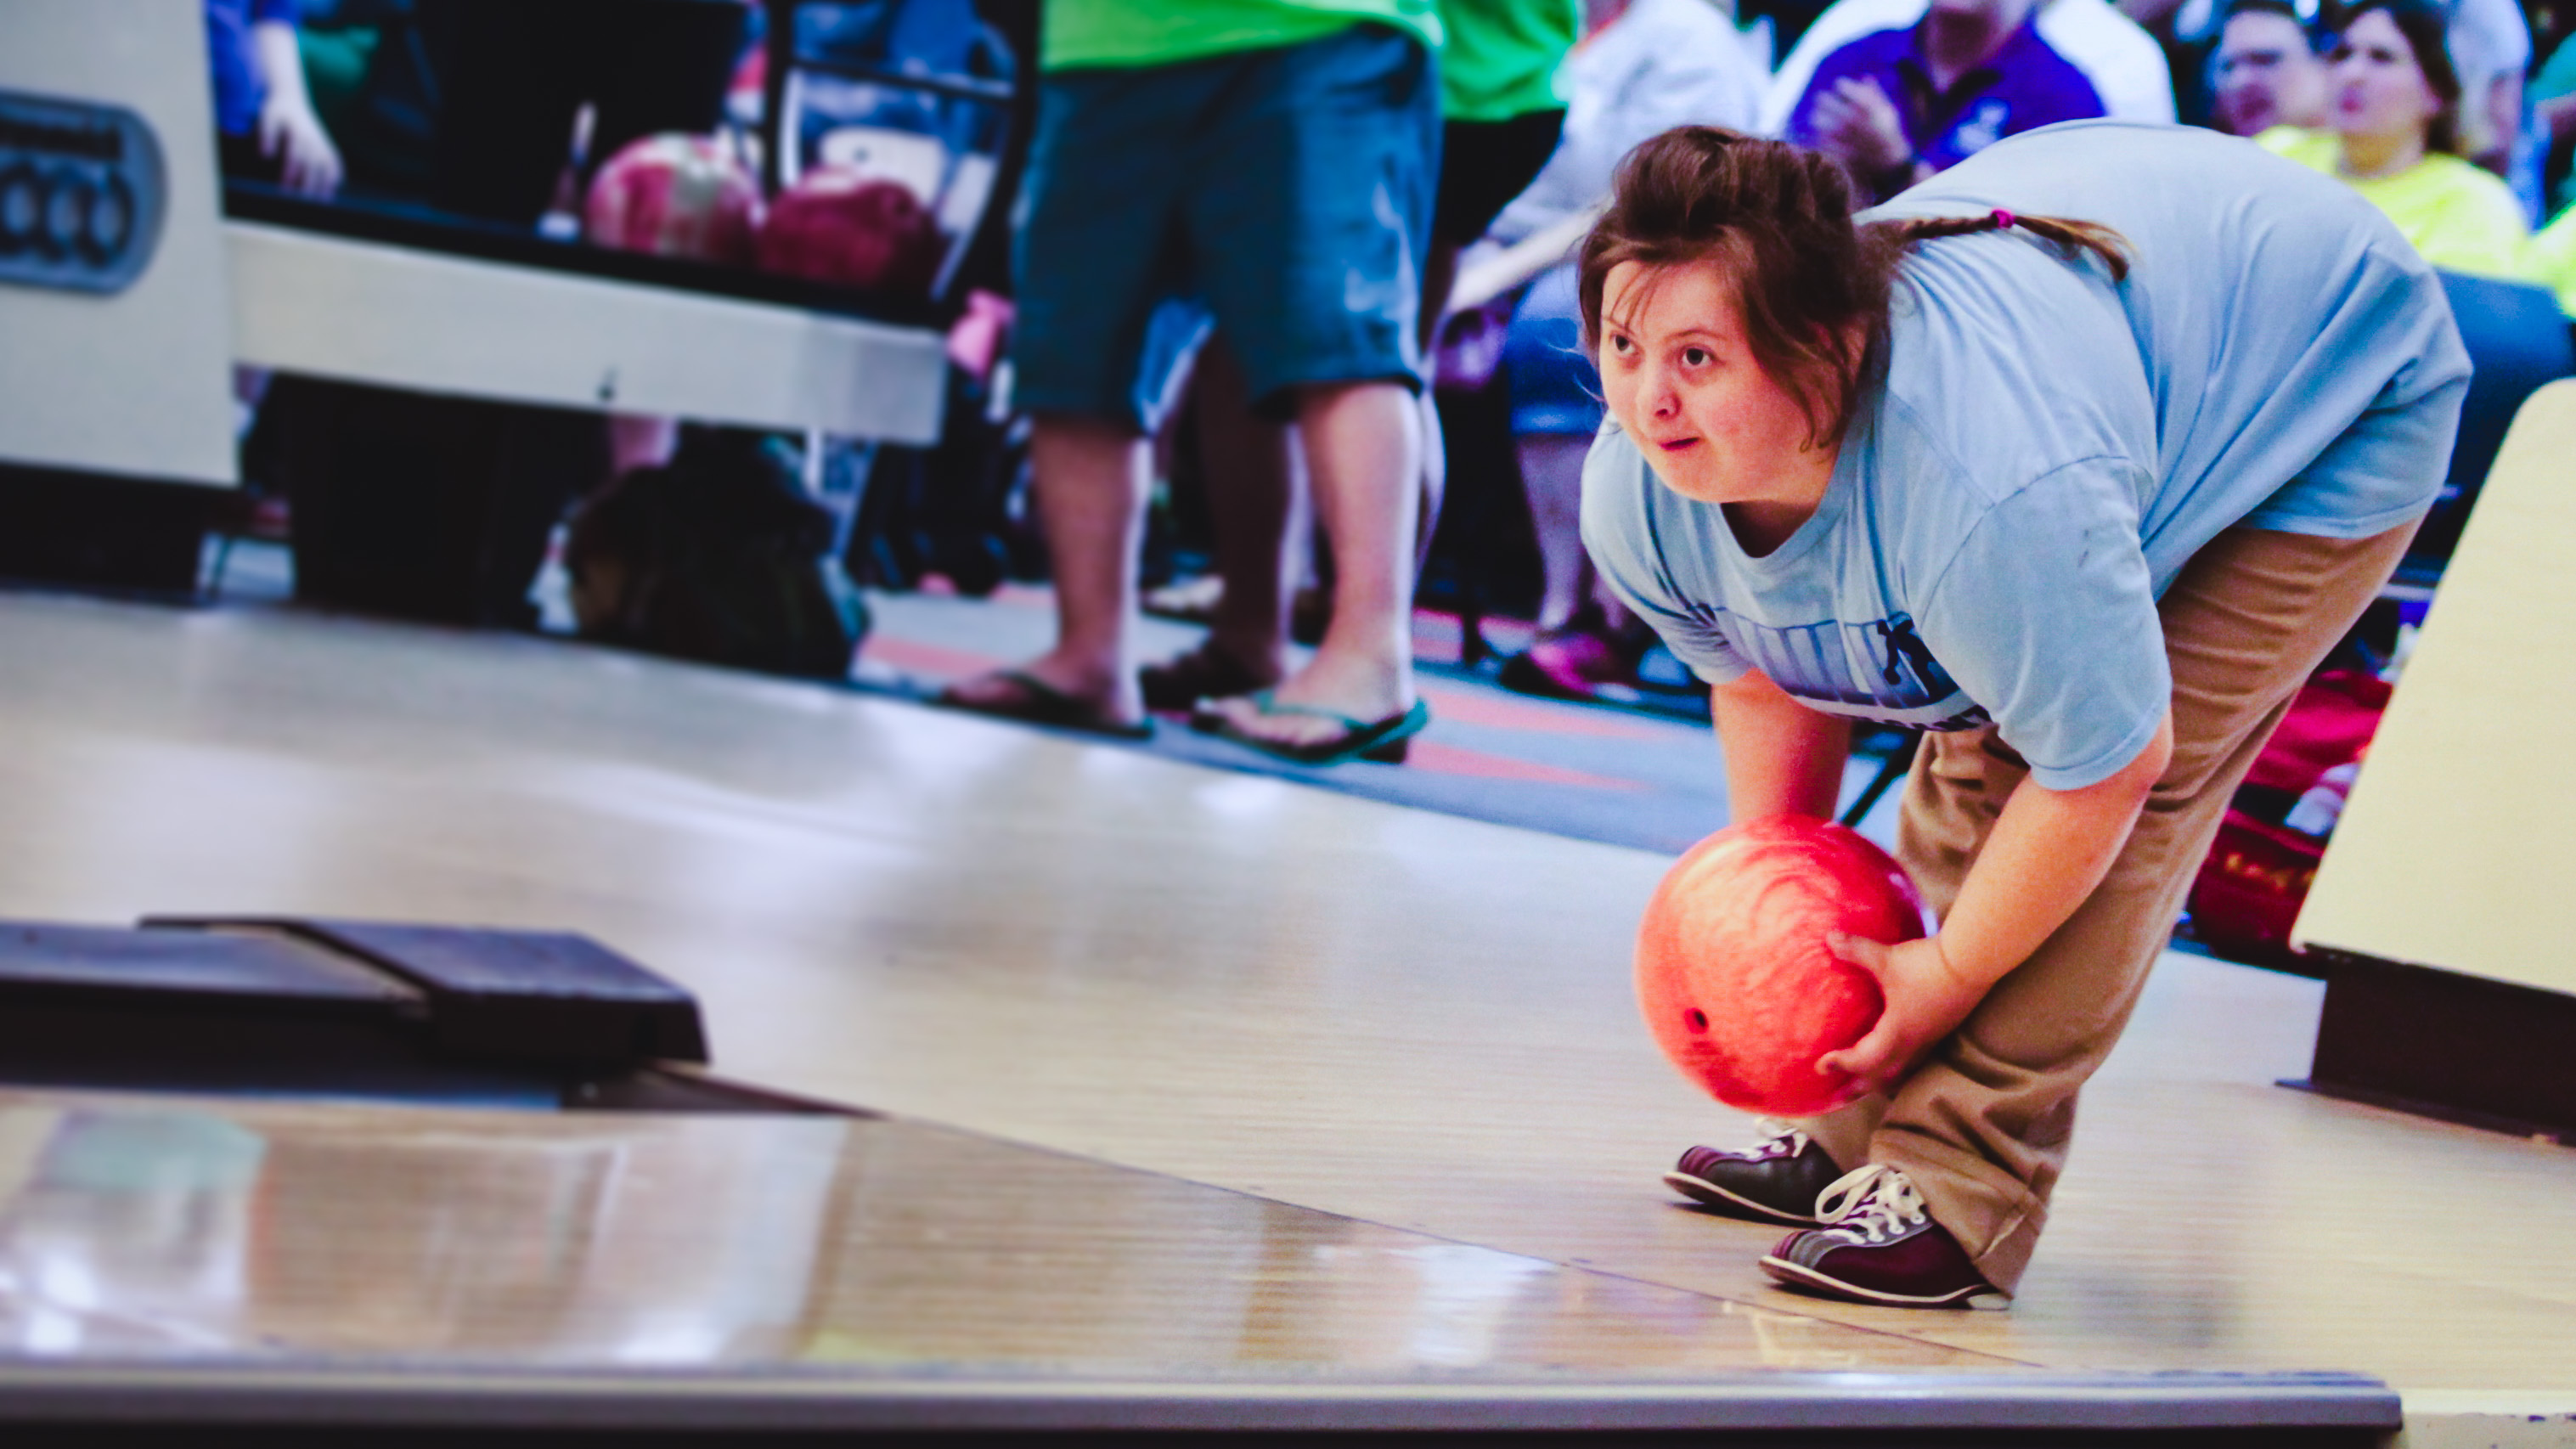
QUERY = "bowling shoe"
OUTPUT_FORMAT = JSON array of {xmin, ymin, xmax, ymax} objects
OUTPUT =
[
  {"xmin": 1758, "ymin": 1164, "xmax": 2010, "ymax": 1310},
  {"xmin": 1662, "ymin": 1121, "xmax": 1843, "ymax": 1226}
]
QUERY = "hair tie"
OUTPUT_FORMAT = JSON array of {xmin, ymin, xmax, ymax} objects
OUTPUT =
[{"xmin": 1991, "ymin": 209, "xmax": 2017, "ymax": 229}]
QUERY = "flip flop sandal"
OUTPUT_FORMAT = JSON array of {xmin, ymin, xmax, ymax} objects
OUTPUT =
[
  {"xmin": 1140, "ymin": 640, "xmax": 1277, "ymax": 713},
  {"xmin": 1192, "ymin": 691, "xmax": 1431, "ymax": 767},
  {"xmin": 934, "ymin": 669, "xmax": 1153, "ymax": 741}
]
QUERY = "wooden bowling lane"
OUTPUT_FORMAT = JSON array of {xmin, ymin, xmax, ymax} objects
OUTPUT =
[
  {"xmin": 0, "ymin": 592, "xmax": 2568, "ymax": 1404},
  {"xmin": 0, "ymin": 1090, "xmax": 2004, "ymax": 1379}
]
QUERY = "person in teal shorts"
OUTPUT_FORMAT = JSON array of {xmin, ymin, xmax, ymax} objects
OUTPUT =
[{"xmin": 938, "ymin": 1, "xmax": 1446, "ymax": 765}]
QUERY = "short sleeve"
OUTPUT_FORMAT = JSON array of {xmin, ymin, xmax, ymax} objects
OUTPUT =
[
  {"xmin": 1577, "ymin": 426, "xmax": 1752, "ymax": 685},
  {"xmin": 1914, "ymin": 460, "xmax": 2169, "ymax": 790}
]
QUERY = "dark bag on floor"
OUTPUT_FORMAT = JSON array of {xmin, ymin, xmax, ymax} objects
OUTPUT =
[{"xmin": 565, "ymin": 428, "xmax": 867, "ymax": 679}]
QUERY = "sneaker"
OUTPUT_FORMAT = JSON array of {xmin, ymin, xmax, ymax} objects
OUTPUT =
[
  {"xmin": 1661, "ymin": 1120, "xmax": 1843, "ymax": 1226},
  {"xmin": 1759, "ymin": 1164, "xmax": 2010, "ymax": 1310}
]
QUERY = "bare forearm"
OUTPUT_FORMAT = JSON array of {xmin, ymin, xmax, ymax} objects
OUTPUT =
[
  {"xmin": 1711, "ymin": 674, "xmax": 1851, "ymax": 822},
  {"xmin": 1934, "ymin": 713, "xmax": 2171, "ymax": 989},
  {"xmin": 1812, "ymin": 713, "xmax": 2173, "ymax": 1092},
  {"xmin": 251, "ymin": 20, "xmax": 313, "ymax": 111}
]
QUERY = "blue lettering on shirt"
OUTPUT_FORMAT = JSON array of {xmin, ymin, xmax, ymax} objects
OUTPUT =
[{"xmin": 1716, "ymin": 609, "xmax": 1995, "ymax": 730}]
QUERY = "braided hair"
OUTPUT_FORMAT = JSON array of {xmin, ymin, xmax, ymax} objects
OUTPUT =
[{"xmin": 1578, "ymin": 127, "xmax": 2131, "ymax": 450}]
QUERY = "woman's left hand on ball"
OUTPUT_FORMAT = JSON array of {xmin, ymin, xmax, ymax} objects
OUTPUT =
[{"xmin": 1814, "ymin": 933, "xmax": 1989, "ymax": 1096}]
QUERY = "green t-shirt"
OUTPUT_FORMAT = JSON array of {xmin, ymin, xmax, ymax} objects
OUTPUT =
[
  {"xmin": 1438, "ymin": 0, "xmax": 1581, "ymax": 121},
  {"xmin": 1041, "ymin": 0, "xmax": 1442, "ymax": 71}
]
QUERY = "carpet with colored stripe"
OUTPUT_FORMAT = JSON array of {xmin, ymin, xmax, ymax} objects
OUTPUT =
[{"xmin": 854, "ymin": 584, "xmax": 1910, "ymax": 857}]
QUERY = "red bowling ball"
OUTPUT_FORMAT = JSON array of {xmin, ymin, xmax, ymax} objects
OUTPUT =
[
  {"xmin": 583, "ymin": 133, "xmax": 763, "ymax": 265},
  {"xmin": 754, "ymin": 167, "xmax": 944, "ymax": 297},
  {"xmin": 1635, "ymin": 816, "xmax": 1930, "ymax": 1116}
]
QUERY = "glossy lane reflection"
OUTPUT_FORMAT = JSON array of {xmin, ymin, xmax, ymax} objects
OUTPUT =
[{"xmin": 0, "ymin": 1093, "xmax": 2003, "ymax": 1377}]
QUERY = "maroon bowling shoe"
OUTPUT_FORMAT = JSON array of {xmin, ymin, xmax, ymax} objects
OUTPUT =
[
  {"xmin": 1662, "ymin": 1121, "xmax": 1842, "ymax": 1226},
  {"xmin": 1759, "ymin": 1164, "xmax": 2010, "ymax": 1310}
]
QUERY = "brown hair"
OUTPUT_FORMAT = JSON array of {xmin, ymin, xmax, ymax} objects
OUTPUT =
[{"xmin": 1577, "ymin": 127, "xmax": 2133, "ymax": 449}]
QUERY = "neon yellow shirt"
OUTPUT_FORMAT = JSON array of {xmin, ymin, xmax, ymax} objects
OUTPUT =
[
  {"xmin": 1438, "ymin": 0, "xmax": 1582, "ymax": 121},
  {"xmin": 2258, "ymin": 127, "xmax": 2531, "ymax": 280},
  {"xmin": 2526, "ymin": 205, "xmax": 2576, "ymax": 317},
  {"xmin": 1042, "ymin": 0, "xmax": 1442, "ymax": 71}
]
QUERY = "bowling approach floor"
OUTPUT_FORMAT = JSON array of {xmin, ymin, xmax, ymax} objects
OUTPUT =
[{"xmin": 0, "ymin": 589, "xmax": 2569, "ymax": 1441}]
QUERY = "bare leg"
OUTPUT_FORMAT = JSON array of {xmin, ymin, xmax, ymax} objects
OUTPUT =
[
  {"xmin": 1517, "ymin": 431, "xmax": 1594, "ymax": 634},
  {"xmin": 1417, "ymin": 390, "xmax": 1446, "ymax": 575},
  {"xmin": 941, "ymin": 413, "xmax": 1150, "ymax": 724},
  {"xmin": 1192, "ymin": 337, "xmax": 1301, "ymax": 684},
  {"xmin": 1503, "ymin": 428, "xmax": 1649, "ymax": 700},
  {"xmin": 1592, "ymin": 578, "xmax": 1637, "ymax": 632},
  {"xmin": 1203, "ymin": 381, "xmax": 1420, "ymax": 745}
]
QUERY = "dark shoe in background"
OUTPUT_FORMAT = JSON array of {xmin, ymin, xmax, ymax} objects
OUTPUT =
[
  {"xmin": 1499, "ymin": 612, "xmax": 1654, "ymax": 704},
  {"xmin": 1141, "ymin": 639, "xmax": 1277, "ymax": 713}
]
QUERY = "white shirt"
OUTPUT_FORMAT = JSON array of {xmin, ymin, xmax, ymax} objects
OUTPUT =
[
  {"xmin": 2447, "ymin": 0, "xmax": 2533, "ymax": 160},
  {"xmin": 1486, "ymin": 0, "xmax": 1767, "ymax": 243},
  {"xmin": 1756, "ymin": 0, "xmax": 2177, "ymax": 136}
]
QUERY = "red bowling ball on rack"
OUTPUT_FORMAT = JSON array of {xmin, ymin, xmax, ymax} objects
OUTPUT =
[{"xmin": 1635, "ymin": 816, "xmax": 1931, "ymax": 1116}]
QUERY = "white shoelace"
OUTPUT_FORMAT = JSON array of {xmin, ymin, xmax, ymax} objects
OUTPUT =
[
  {"xmin": 1752, "ymin": 1118, "xmax": 1810, "ymax": 1159},
  {"xmin": 1812, "ymin": 1163, "xmax": 1928, "ymax": 1244}
]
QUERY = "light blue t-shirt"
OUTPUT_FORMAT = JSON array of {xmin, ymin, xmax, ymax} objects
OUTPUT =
[{"xmin": 1582, "ymin": 121, "xmax": 2469, "ymax": 790}]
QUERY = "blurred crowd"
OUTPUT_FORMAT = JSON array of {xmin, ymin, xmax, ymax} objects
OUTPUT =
[{"xmin": 200, "ymin": 0, "xmax": 2576, "ymax": 743}]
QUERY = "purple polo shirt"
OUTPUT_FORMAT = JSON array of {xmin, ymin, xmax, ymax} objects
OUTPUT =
[{"xmin": 1785, "ymin": 17, "xmax": 2105, "ymax": 179}]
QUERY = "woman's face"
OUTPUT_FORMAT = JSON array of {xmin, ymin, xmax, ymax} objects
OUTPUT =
[
  {"xmin": 2329, "ymin": 9, "xmax": 2442, "ymax": 148},
  {"xmin": 1597, "ymin": 258, "xmax": 1832, "ymax": 508}
]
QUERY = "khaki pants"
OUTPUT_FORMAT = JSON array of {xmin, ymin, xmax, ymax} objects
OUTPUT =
[{"xmin": 1799, "ymin": 522, "xmax": 2416, "ymax": 1294}]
